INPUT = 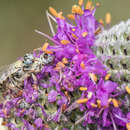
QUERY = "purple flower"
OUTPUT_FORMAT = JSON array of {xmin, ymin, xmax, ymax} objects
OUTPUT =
[
  {"xmin": 34, "ymin": 118, "xmax": 43, "ymax": 128},
  {"xmin": 48, "ymin": 90, "xmax": 58, "ymax": 102}
]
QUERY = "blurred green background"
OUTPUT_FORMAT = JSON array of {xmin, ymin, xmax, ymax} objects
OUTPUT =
[{"xmin": 0, "ymin": 0, "xmax": 129, "ymax": 66}]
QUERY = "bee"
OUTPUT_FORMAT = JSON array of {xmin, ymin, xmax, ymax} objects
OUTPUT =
[{"xmin": 0, "ymin": 51, "xmax": 54, "ymax": 93}]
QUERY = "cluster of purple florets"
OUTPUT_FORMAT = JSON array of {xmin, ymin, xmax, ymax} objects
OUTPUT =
[{"xmin": 0, "ymin": 2, "xmax": 129, "ymax": 130}]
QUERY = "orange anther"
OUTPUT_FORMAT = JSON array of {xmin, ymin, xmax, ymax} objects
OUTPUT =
[
  {"xmin": 72, "ymin": 33, "xmax": 78, "ymax": 39},
  {"xmin": 85, "ymin": 0, "xmax": 92, "ymax": 10},
  {"xmin": 61, "ymin": 40, "xmax": 70, "ymax": 45},
  {"xmin": 112, "ymin": 99, "xmax": 119, "ymax": 108},
  {"xmin": 105, "ymin": 13, "xmax": 111, "ymax": 24},
  {"xmin": 49, "ymin": 7, "xmax": 58, "ymax": 17},
  {"xmin": 125, "ymin": 86, "xmax": 130, "ymax": 94},
  {"xmin": 67, "ymin": 14, "xmax": 75, "ymax": 20},
  {"xmin": 79, "ymin": 87, "xmax": 87, "ymax": 91},
  {"xmin": 76, "ymin": 98, "xmax": 88, "ymax": 104},
  {"xmin": 82, "ymin": 32, "xmax": 88, "ymax": 37},
  {"xmin": 91, "ymin": 103, "xmax": 97, "ymax": 108},
  {"xmin": 99, "ymin": 19, "xmax": 104, "ymax": 26},
  {"xmin": 96, "ymin": 2, "xmax": 101, "ymax": 7},
  {"xmin": 62, "ymin": 57, "xmax": 68, "ymax": 64},
  {"xmin": 72, "ymin": 5, "xmax": 83, "ymax": 14},
  {"xmin": 80, "ymin": 61, "xmax": 85, "ymax": 69},
  {"xmin": 105, "ymin": 73, "xmax": 111, "ymax": 80},
  {"xmin": 42, "ymin": 42, "xmax": 49, "ymax": 51},
  {"xmin": 126, "ymin": 122, "xmax": 130, "ymax": 130},
  {"xmin": 78, "ymin": 0, "xmax": 83, "ymax": 6},
  {"xmin": 97, "ymin": 100, "xmax": 101, "ymax": 108}
]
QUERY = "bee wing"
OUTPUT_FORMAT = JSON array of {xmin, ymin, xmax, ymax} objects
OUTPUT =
[{"xmin": 0, "ymin": 63, "xmax": 16, "ymax": 84}]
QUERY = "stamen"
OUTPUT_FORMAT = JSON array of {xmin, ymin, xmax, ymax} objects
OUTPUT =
[
  {"xmin": 96, "ymin": 2, "xmax": 101, "ymax": 7},
  {"xmin": 79, "ymin": 87, "xmax": 87, "ymax": 91},
  {"xmin": 57, "ymin": 11, "xmax": 65, "ymax": 19},
  {"xmin": 72, "ymin": 5, "xmax": 83, "ymax": 15},
  {"xmin": 76, "ymin": 98, "xmax": 88, "ymax": 104},
  {"xmin": 108, "ymin": 98, "xmax": 112, "ymax": 103},
  {"xmin": 91, "ymin": 103, "xmax": 97, "ymax": 108},
  {"xmin": 97, "ymin": 100, "xmax": 101, "ymax": 108},
  {"xmin": 82, "ymin": 32, "xmax": 88, "ymax": 37},
  {"xmin": 105, "ymin": 12, "xmax": 111, "ymax": 24},
  {"xmin": 76, "ymin": 48, "xmax": 80, "ymax": 53},
  {"xmin": 85, "ymin": 0, "xmax": 92, "ymax": 10},
  {"xmin": 112, "ymin": 99, "xmax": 119, "ymax": 108},
  {"xmin": 89, "ymin": 73, "xmax": 97, "ymax": 82},
  {"xmin": 125, "ymin": 86, "xmax": 130, "ymax": 94},
  {"xmin": 80, "ymin": 61, "xmax": 85, "ymax": 69},
  {"xmin": 55, "ymin": 62, "xmax": 65, "ymax": 70},
  {"xmin": 67, "ymin": 14, "xmax": 75, "ymax": 20},
  {"xmin": 62, "ymin": 57, "xmax": 68, "ymax": 64},
  {"xmin": 126, "ymin": 122, "xmax": 130, "ymax": 130},
  {"xmin": 105, "ymin": 73, "xmax": 111, "ymax": 80},
  {"xmin": 78, "ymin": 0, "xmax": 83, "ymax": 6},
  {"xmin": 61, "ymin": 40, "xmax": 70, "ymax": 45}
]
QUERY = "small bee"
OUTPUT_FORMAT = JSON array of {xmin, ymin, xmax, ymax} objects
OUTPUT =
[{"xmin": 0, "ymin": 51, "xmax": 54, "ymax": 93}]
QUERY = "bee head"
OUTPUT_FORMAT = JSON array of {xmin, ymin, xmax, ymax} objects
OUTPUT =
[{"xmin": 23, "ymin": 53, "xmax": 34, "ymax": 67}]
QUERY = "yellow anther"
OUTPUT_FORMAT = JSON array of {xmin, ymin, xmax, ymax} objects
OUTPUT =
[
  {"xmin": 85, "ymin": 0, "xmax": 92, "ymax": 10},
  {"xmin": 82, "ymin": 32, "xmax": 88, "ymax": 37},
  {"xmin": 62, "ymin": 57, "xmax": 68, "ymax": 64},
  {"xmin": 112, "ymin": 99, "xmax": 119, "ymax": 108},
  {"xmin": 67, "ymin": 14, "xmax": 75, "ymax": 20},
  {"xmin": 126, "ymin": 122, "xmax": 130, "ymax": 130},
  {"xmin": 97, "ymin": 100, "xmax": 101, "ymax": 108},
  {"xmin": 49, "ymin": 7, "xmax": 64, "ymax": 19},
  {"xmin": 91, "ymin": 103, "xmax": 97, "ymax": 108},
  {"xmin": 45, "ymin": 50, "xmax": 53, "ymax": 54},
  {"xmin": 76, "ymin": 98, "xmax": 88, "ymax": 104},
  {"xmin": 79, "ymin": 87, "xmax": 87, "ymax": 91},
  {"xmin": 105, "ymin": 73, "xmax": 111, "ymax": 80},
  {"xmin": 72, "ymin": 28, "xmax": 76, "ymax": 31},
  {"xmin": 125, "ymin": 86, "xmax": 130, "ymax": 94},
  {"xmin": 55, "ymin": 62, "xmax": 65, "ymax": 70},
  {"xmin": 80, "ymin": 61, "xmax": 85, "ymax": 69},
  {"xmin": 105, "ymin": 13, "xmax": 111, "ymax": 24},
  {"xmin": 72, "ymin": 33, "xmax": 78, "ymax": 39},
  {"xmin": 89, "ymin": 73, "xmax": 97, "ymax": 82},
  {"xmin": 108, "ymin": 98, "xmax": 112, "ymax": 103},
  {"xmin": 88, "ymin": 92, "xmax": 93, "ymax": 99},
  {"xmin": 78, "ymin": 0, "xmax": 83, "ymax": 6},
  {"xmin": 49, "ymin": 7, "xmax": 58, "ymax": 17},
  {"xmin": 60, "ymin": 40, "xmax": 70, "ymax": 45},
  {"xmin": 72, "ymin": 5, "xmax": 83, "ymax": 15},
  {"xmin": 99, "ymin": 19, "xmax": 104, "ymax": 26},
  {"xmin": 42, "ymin": 42, "xmax": 49, "ymax": 51},
  {"xmin": 76, "ymin": 48, "xmax": 80, "ymax": 53}
]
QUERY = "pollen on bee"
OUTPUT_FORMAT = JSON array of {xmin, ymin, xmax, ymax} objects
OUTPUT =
[
  {"xmin": 105, "ymin": 73, "xmax": 111, "ymax": 80},
  {"xmin": 60, "ymin": 40, "xmax": 70, "ymax": 45},
  {"xmin": 72, "ymin": 5, "xmax": 83, "ymax": 15},
  {"xmin": 78, "ymin": 0, "xmax": 83, "ymax": 6},
  {"xmin": 82, "ymin": 32, "xmax": 88, "ymax": 37},
  {"xmin": 105, "ymin": 12, "xmax": 111, "ymax": 24},
  {"xmin": 76, "ymin": 98, "xmax": 88, "ymax": 104},
  {"xmin": 79, "ymin": 87, "xmax": 87, "ymax": 91},
  {"xmin": 80, "ymin": 61, "xmax": 85, "ymax": 69},
  {"xmin": 112, "ymin": 98, "xmax": 119, "ymax": 108},
  {"xmin": 125, "ymin": 86, "xmax": 130, "ymax": 94},
  {"xmin": 67, "ymin": 14, "xmax": 75, "ymax": 20}
]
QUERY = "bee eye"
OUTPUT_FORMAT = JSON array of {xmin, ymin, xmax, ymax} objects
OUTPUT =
[
  {"xmin": 43, "ymin": 53, "xmax": 48, "ymax": 59},
  {"xmin": 23, "ymin": 53, "xmax": 34, "ymax": 66}
]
